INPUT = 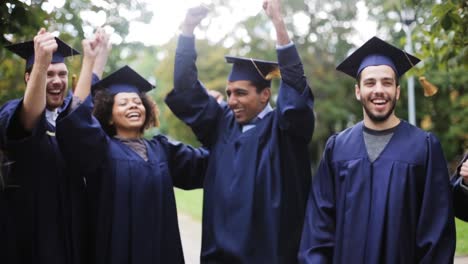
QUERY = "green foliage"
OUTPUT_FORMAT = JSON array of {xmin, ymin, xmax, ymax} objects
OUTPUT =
[
  {"xmin": 456, "ymin": 219, "xmax": 468, "ymax": 255},
  {"xmin": 174, "ymin": 188, "xmax": 203, "ymax": 221}
]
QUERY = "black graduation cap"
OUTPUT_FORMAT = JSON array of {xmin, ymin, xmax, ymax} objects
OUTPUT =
[
  {"xmin": 225, "ymin": 56, "xmax": 280, "ymax": 87},
  {"xmin": 5, "ymin": 37, "xmax": 80, "ymax": 68},
  {"xmin": 92, "ymin": 65, "xmax": 154, "ymax": 95},
  {"xmin": 336, "ymin": 36, "xmax": 420, "ymax": 79}
]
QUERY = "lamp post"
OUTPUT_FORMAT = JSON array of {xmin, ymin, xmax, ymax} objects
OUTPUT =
[{"xmin": 401, "ymin": 8, "xmax": 417, "ymax": 126}]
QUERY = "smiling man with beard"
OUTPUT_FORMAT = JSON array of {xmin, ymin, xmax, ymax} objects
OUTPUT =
[
  {"xmin": 0, "ymin": 28, "xmax": 110, "ymax": 264},
  {"xmin": 299, "ymin": 37, "xmax": 455, "ymax": 263}
]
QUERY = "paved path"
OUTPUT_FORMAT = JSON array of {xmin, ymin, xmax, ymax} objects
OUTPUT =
[
  {"xmin": 178, "ymin": 212, "xmax": 468, "ymax": 264},
  {"xmin": 178, "ymin": 212, "xmax": 202, "ymax": 264}
]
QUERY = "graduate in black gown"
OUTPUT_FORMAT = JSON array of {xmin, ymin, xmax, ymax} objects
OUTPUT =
[
  {"xmin": 165, "ymin": 0, "xmax": 315, "ymax": 262},
  {"xmin": 299, "ymin": 37, "xmax": 455, "ymax": 263},
  {"xmin": 452, "ymin": 153, "xmax": 468, "ymax": 221},
  {"xmin": 0, "ymin": 28, "xmax": 110, "ymax": 264},
  {"xmin": 56, "ymin": 42, "xmax": 209, "ymax": 263}
]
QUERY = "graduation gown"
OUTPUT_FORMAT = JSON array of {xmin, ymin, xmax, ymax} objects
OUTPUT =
[
  {"xmin": 451, "ymin": 153, "xmax": 468, "ymax": 221},
  {"xmin": 165, "ymin": 35, "xmax": 315, "ymax": 263},
  {"xmin": 0, "ymin": 96, "xmax": 87, "ymax": 264},
  {"xmin": 299, "ymin": 121, "xmax": 455, "ymax": 264},
  {"xmin": 56, "ymin": 95, "xmax": 208, "ymax": 264}
]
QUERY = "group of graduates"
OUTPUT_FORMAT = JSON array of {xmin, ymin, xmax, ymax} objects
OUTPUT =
[{"xmin": 0, "ymin": 0, "xmax": 467, "ymax": 263}]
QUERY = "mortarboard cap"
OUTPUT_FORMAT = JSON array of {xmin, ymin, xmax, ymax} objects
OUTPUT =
[
  {"xmin": 225, "ymin": 56, "xmax": 280, "ymax": 88},
  {"xmin": 336, "ymin": 36, "xmax": 420, "ymax": 79},
  {"xmin": 92, "ymin": 65, "xmax": 154, "ymax": 95},
  {"xmin": 5, "ymin": 37, "xmax": 80, "ymax": 69}
]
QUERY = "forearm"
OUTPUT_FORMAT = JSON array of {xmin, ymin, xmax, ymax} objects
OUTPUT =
[
  {"xmin": 74, "ymin": 57, "xmax": 95, "ymax": 101},
  {"xmin": 272, "ymin": 17, "xmax": 290, "ymax": 46},
  {"xmin": 174, "ymin": 35, "xmax": 199, "ymax": 91},
  {"xmin": 20, "ymin": 63, "xmax": 48, "ymax": 131}
]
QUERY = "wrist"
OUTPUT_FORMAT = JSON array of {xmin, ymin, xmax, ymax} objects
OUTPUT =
[{"xmin": 180, "ymin": 24, "xmax": 196, "ymax": 36}]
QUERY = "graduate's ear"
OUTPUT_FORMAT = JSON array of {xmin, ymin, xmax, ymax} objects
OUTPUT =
[
  {"xmin": 396, "ymin": 85, "xmax": 401, "ymax": 100},
  {"xmin": 24, "ymin": 72, "xmax": 30, "ymax": 83},
  {"xmin": 355, "ymin": 84, "xmax": 361, "ymax": 101},
  {"xmin": 109, "ymin": 119, "xmax": 114, "ymax": 125},
  {"xmin": 260, "ymin": 87, "xmax": 271, "ymax": 104}
]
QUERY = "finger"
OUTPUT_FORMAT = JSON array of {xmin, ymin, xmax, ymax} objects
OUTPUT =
[{"xmin": 37, "ymin": 28, "xmax": 46, "ymax": 36}]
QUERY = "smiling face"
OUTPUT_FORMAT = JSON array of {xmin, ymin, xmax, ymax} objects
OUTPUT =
[
  {"xmin": 111, "ymin": 92, "xmax": 146, "ymax": 138},
  {"xmin": 25, "ymin": 62, "xmax": 69, "ymax": 110},
  {"xmin": 355, "ymin": 65, "xmax": 400, "ymax": 129},
  {"xmin": 225, "ymin": 80, "xmax": 270, "ymax": 125}
]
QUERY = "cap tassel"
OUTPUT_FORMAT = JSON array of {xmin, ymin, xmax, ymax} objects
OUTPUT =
[
  {"xmin": 419, "ymin": 76, "xmax": 438, "ymax": 97},
  {"xmin": 72, "ymin": 74, "xmax": 77, "ymax": 92},
  {"xmin": 265, "ymin": 68, "xmax": 281, "ymax": 80}
]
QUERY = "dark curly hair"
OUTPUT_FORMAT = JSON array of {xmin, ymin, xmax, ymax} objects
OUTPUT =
[{"xmin": 92, "ymin": 89, "xmax": 159, "ymax": 137}]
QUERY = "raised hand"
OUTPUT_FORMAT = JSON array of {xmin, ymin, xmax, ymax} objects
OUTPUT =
[
  {"xmin": 461, "ymin": 159, "xmax": 468, "ymax": 186},
  {"xmin": 181, "ymin": 5, "xmax": 209, "ymax": 36},
  {"xmin": 207, "ymin": 89, "xmax": 224, "ymax": 104},
  {"xmin": 92, "ymin": 27, "xmax": 112, "ymax": 78},
  {"xmin": 263, "ymin": 0, "xmax": 282, "ymax": 22},
  {"xmin": 262, "ymin": 0, "xmax": 290, "ymax": 46},
  {"xmin": 33, "ymin": 28, "xmax": 58, "ymax": 69}
]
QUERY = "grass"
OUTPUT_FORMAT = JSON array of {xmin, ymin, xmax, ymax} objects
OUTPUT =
[
  {"xmin": 174, "ymin": 188, "xmax": 468, "ymax": 256},
  {"xmin": 456, "ymin": 219, "xmax": 468, "ymax": 256},
  {"xmin": 174, "ymin": 188, "xmax": 203, "ymax": 221}
]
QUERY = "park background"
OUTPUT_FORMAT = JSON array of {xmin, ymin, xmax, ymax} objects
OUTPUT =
[{"xmin": 1, "ymin": 0, "xmax": 467, "ymax": 257}]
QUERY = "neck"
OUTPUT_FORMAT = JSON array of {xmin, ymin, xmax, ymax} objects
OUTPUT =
[
  {"xmin": 363, "ymin": 114, "xmax": 400, "ymax": 131},
  {"xmin": 115, "ymin": 129, "xmax": 142, "ymax": 139}
]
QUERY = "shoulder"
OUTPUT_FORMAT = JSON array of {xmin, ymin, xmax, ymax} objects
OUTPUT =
[{"xmin": 335, "ymin": 122, "xmax": 362, "ymax": 145}]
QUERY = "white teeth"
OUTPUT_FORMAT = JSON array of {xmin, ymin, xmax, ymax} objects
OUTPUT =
[{"xmin": 127, "ymin": 113, "xmax": 141, "ymax": 118}]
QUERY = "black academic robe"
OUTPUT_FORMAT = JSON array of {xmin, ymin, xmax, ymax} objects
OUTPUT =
[
  {"xmin": 299, "ymin": 121, "xmax": 455, "ymax": 264},
  {"xmin": 452, "ymin": 153, "xmax": 468, "ymax": 221},
  {"xmin": 165, "ymin": 35, "xmax": 315, "ymax": 263},
  {"xmin": 0, "ymin": 96, "xmax": 87, "ymax": 264},
  {"xmin": 56, "ymin": 95, "xmax": 209, "ymax": 264}
]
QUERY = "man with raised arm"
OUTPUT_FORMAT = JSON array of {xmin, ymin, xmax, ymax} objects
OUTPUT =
[{"xmin": 165, "ymin": 0, "xmax": 315, "ymax": 262}]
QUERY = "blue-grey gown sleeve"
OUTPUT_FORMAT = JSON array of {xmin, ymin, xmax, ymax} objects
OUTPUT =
[
  {"xmin": 165, "ymin": 35, "xmax": 226, "ymax": 147},
  {"xmin": 0, "ymin": 99, "xmax": 50, "ymax": 158},
  {"xmin": 160, "ymin": 137, "xmax": 209, "ymax": 190},
  {"xmin": 451, "ymin": 153, "xmax": 468, "ymax": 221},
  {"xmin": 276, "ymin": 44, "xmax": 315, "ymax": 141},
  {"xmin": 299, "ymin": 135, "xmax": 336, "ymax": 264},
  {"xmin": 416, "ymin": 133, "xmax": 455, "ymax": 263},
  {"xmin": 56, "ymin": 95, "xmax": 108, "ymax": 174}
]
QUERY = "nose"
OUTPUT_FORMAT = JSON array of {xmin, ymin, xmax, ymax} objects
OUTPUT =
[
  {"xmin": 51, "ymin": 75, "xmax": 61, "ymax": 84},
  {"xmin": 373, "ymin": 82, "xmax": 384, "ymax": 94},
  {"xmin": 128, "ymin": 101, "xmax": 138, "ymax": 108},
  {"xmin": 227, "ymin": 95, "xmax": 237, "ymax": 108}
]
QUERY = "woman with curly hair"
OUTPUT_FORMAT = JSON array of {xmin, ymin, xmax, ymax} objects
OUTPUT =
[{"xmin": 56, "ymin": 41, "xmax": 208, "ymax": 264}]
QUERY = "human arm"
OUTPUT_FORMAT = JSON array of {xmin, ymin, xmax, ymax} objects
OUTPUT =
[
  {"xmin": 165, "ymin": 6, "xmax": 226, "ymax": 147},
  {"xmin": 73, "ymin": 31, "xmax": 103, "ymax": 101},
  {"xmin": 416, "ymin": 134, "xmax": 455, "ymax": 262},
  {"xmin": 461, "ymin": 158, "xmax": 468, "ymax": 186},
  {"xmin": 56, "ymin": 35, "xmax": 109, "ymax": 173},
  {"xmin": 452, "ymin": 154, "xmax": 468, "ymax": 221},
  {"xmin": 91, "ymin": 28, "xmax": 111, "ymax": 79},
  {"xmin": 298, "ymin": 135, "xmax": 336, "ymax": 264},
  {"xmin": 20, "ymin": 28, "xmax": 57, "ymax": 131},
  {"xmin": 264, "ymin": 0, "xmax": 314, "ymax": 140},
  {"xmin": 160, "ymin": 136, "xmax": 209, "ymax": 190}
]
